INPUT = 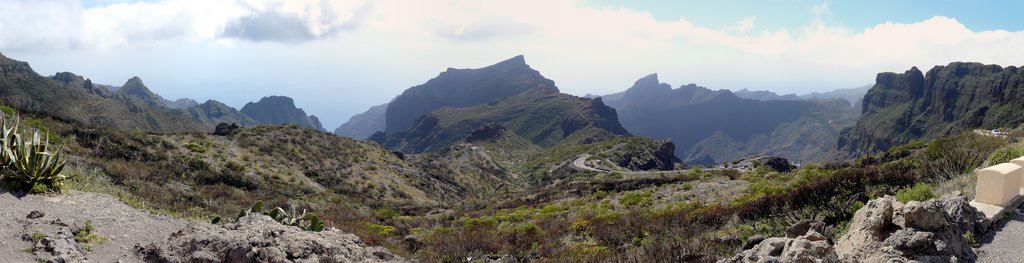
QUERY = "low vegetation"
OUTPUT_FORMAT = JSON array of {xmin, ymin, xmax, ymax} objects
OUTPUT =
[{"xmin": 73, "ymin": 220, "xmax": 108, "ymax": 251}]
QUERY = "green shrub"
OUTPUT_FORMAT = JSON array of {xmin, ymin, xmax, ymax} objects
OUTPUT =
[
  {"xmin": 0, "ymin": 105, "xmax": 15, "ymax": 116},
  {"xmin": 74, "ymin": 220, "xmax": 108, "ymax": 251},
  {"xmin": 30, "ymin": 231, "xmax": 45, "ymax": 242},
  {"xmin": 620, "ymin": 191, "xmax": 652, "ymax": 207},
  {"xmin": 895, "ymin": 183, "xmax": 934, "ymax": 203},
  {"xmin": 987, "ymin": 143, "xmax": 1024, "ymax": 165},
  {"xmin": 185, "ymin": 142, "xmax": 207, "ymax": 153},
  {"xmin": 965, "ymin": 231, "xmax": 978, "ymax": 248},
  {"xmin": 365, "ymin": 222, "xmax": 398, "ymax": 236},
  {"xmin": 681, "ymin": 183, "xmax": 693, "ymax": 190}
]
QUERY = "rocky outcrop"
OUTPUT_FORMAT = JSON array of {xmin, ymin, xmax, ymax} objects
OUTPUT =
[
  {"xmin": 241, "ymin": 96, "xmax": 325, "ymax": 131},
  {"xmin": 137, "ymin": 214, "xmax": 406, "ymax": 263},
  {"xmin": 836, "ymin": 195, "xmax": 987, "ymax": 262},
  {"xmin": 610, "ymin": 139, "xmax": 680, "ymax": 171},
  {"xmin": 721, "ymin": 228, "xmax": 838, "ymax": 263},
  {"xmin": 335, "ymin": 103, "xmax": 388, "ymax": 139},
  {"xmin": 465, "ymin": 123, "xmax": 508, "ymax": 143},
  {"xmin": 840, "ymin": 62, "xmax": 1024, "ymax": 154},
  {"xmin": 384, "ymin": 55, "xmax": 557, "ymax": 133},
  {"xmin": 724, "ymin": 195, "xmax": 988, "ymax": 263}
]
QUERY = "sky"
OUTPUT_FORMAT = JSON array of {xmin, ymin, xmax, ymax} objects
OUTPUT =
[{"xmin": 3, "ymin": 1, "xmax": 1024, "ymax": 129}]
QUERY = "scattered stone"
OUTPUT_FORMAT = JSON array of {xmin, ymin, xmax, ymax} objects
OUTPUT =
[{"xmin": 27, "ymin": 210, "xmax": 45, "ymax": 219}]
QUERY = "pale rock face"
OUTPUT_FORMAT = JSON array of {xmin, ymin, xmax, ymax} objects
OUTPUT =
[
  {"xmin": 835, "ymin": 195, "xmax": 988, "ymax": 263},
  {"xmin": 720, "ymin": 229, "xmax": 839, "ymax": 263},
  {"xmin": 723, "ymin": 195, "xmax": 989, "ymax": 263}
]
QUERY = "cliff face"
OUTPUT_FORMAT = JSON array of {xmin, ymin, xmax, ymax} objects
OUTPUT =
[
  {"xmin": 839, "ymin": 62, "xmax": 1024, "ymax": 154},
  {"xmin": 384, "ymin": 55, "xmax": 557, "ymax": 133},
  {"xmin": 240, "ymin": 96, "xmax": 324, "ymax": 131}
]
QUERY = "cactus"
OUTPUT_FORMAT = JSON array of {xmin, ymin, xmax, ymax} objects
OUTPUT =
[{"xmin": 225, "ymin": 200, "xmax": 327, "ymax": 232}]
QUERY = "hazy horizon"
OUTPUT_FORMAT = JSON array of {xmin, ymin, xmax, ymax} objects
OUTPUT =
[{"xmin": 5, "ymin": 0, "xmax": 1024, "ymax": 129}]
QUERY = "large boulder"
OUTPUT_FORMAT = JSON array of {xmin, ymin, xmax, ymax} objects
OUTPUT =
[
  {"xmin": 835, "ymin": 195, "xmax": 988, "ymax": 263},
  {"xmin": 721, "ymin": 229, "xmax": 838, "ymax": 263},
  {"xmin": 137, "ymin": 214, "xmax": 406, "ymax": 262}
]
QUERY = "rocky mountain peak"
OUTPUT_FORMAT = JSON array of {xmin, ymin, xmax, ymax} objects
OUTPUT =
[
  {"xmin": 240, "ymin": 95, "xmax": 324, "ymax": 131},
  {"xmin": 384, "ymin": 55, "xmax": 558, "ymax": 133},
  {"xmin": 118, "ymin": 76, "xmax": 157, "ymax": 97}
]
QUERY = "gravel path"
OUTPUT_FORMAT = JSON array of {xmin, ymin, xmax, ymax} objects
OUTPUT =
[
  {"xmin": 977, "ymin": 202, "xmax": 1024, "ymax": 262},
  {"xmin": 0, "ymin": 186, "xmax": 191, "ymax": 262}
]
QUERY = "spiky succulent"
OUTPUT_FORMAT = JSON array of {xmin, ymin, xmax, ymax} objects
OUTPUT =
[
  {"xmin": 0, "ymin": 114, "xmax": 69, "ymax": 192},
  {"xmin": 6, "ymin": 129, "xmax": 68, "ymax": 191},
  {"xmin": 225, "ymin": 200, "xmax": 327, "ymax": 232}
]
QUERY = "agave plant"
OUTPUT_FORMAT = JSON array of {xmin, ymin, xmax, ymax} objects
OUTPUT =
[{"xmin": 6, "ymin": 129, "xmax": 68, "ymax": 192}]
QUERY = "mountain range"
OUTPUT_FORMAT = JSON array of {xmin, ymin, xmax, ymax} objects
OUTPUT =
[
  {"xmin": 601, "ymin": 74, "xmax": 859, "ymax": 164},
  {"xmin": 0, "ymin": 52, "xmax": 324, "ymax": 132}
]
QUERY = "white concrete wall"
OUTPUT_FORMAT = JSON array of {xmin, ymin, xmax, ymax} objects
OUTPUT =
[{"xmin": 976, "ymin": 162, "xmax": 1023, "ymax": 206}]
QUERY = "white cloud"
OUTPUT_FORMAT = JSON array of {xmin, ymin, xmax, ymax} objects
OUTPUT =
[{"xmin": 729, "ymin": 17, "xmax": 757, "ymax": 33}]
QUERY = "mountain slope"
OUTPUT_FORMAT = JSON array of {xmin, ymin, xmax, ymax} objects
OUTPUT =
[
  {"xmin": 371, "ymin": 57, "xmax": 628, "ymax": 153},
  {"xmin": 384, "ymin": 55, "xmax": 556, "ymax": 133},
  {"xmin": 604, "ymin": 74, "xmax": 857, "ymax": 164},
  {"xmin": 240, "ymin": 96, "xmax": 324, "ymax": 131},
  {"xmin": 839, "ymin": 62, "xmax": 1024, "ymax": 154},
  {"xmin": 334, "ymin": 103, "xmax": 387, "ymax": 139},
  {"xmin": 734, "ymin": 89, "xmax": 801, "ymax": 101},
  {"xmin": 0, "ymin": 52, "xmax": 203, "ymax": 132}
]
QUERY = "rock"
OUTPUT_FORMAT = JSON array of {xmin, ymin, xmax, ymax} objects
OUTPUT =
[
  {"xmin": 33, "ymin": 226, "xmax": 91, "ymax": 263},
  {"xmin": 137, "ymin": 214, "xmax": 406, "ymax": 262},
  {"xmin": 786, "ymin": 220, "xmax": 826, "ymax": 238},
  {"xmin": 213, "ymin": 122, "xmax": 240, "ymax": 136},
  {"xmin": 742, "ymin": 235, "xmax": 765, "ymax": 250},
  {"xmin": 835, "ymin": 195, "xmax": 985, "ymax": 262},
  {"xmin": 27, "ymin": 210, "xmax": 45, "ymax": 219},
  {"xmin": 894, "ymin": 200, "xmax": 947, "ymax": 231},
  {"xmin": 720, "ymin": 229, "xmax": 838, "ymax": 263}
]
